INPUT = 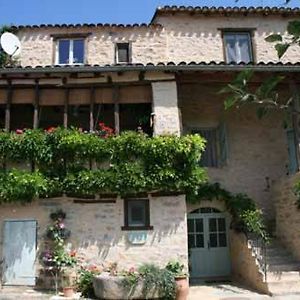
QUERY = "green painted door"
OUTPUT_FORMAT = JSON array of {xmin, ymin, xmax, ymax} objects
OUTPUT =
[{"xmin": 188, "ymin": 208, "xmax": 231, "ymax": 278}]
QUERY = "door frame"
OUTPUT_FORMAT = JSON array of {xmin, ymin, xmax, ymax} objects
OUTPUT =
[
  {"xmin": 2, "ymin": 219, "xmax": 38, "ymax": 286},
  {"xmin": 187, "ymin": 207, "xmax": 231, "ymax": 279}
]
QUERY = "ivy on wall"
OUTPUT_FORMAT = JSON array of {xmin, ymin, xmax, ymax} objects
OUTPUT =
[
  {"xmin": 0, "ymin": 128, "xmax": 207, "ymax": 202},
  {"xmin": 192, "ymin": 183, "xmax": 268, "ymax": 240},
  {"xmin": 0, "ymin": 128, "xmax": 266, "ymax": 238}
]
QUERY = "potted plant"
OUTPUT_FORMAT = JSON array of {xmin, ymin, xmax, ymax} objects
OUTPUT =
[
  {"xmin": 42, "ymin": 210, "xmax": 77, "ymax": 296},
  {"xmin": 166, "ymin": 261, "xmax": 189, "ymax": 300},
  {"xmin": 53, "ymin": 247, "xmax": 77, "ymax": 297}
]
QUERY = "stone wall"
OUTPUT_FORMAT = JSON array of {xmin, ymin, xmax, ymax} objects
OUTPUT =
[
  {"xmin": 18, "ymin": 26, "xmax": 166, "ymax": 67},
  {"xmin": 0, "ymin": 195, "xmax": 188, "ymax": 288},
  {"xmin": 152, "ymin": 14, "xmax": 300, "ymax": 64},
  {"xmin": 273, "ymin": 173, "xmax": 300, "ymax": 260},
  {"xmin": 152, "ymin": 81, "xmax": 181, "ymax": 135},
  {"xmin": 17, "ymin": 14, "xmax": 300, "ymax": 67},
  {"xmin": 179, "ymin": 82, "xmax": 289, "ymax": 218},
  {"xmin": 230, "ymin": 232, "xmax": 268, "ymax": 294}
]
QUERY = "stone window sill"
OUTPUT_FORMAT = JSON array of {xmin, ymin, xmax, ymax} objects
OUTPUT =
[{"xmin": 121, "ymin": 225, "xmax": 154, "ymax": 231}]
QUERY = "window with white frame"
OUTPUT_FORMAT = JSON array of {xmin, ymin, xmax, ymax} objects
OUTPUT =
[
  {"xmin": 56, "ymin": 39, "xmax": 84, "ymax": 65},
  {"xmin": 223, "ymin": 32, "xmax": 253, "ymax": 64}
]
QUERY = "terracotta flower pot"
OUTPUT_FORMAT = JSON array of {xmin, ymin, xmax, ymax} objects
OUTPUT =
[
  {"xmin": 63, "ymin": 286, "xmax": 75, "ymax": 298},
  {"xmin": 175, "ymin": 276, "xmax": 189, "ymax": 300}
]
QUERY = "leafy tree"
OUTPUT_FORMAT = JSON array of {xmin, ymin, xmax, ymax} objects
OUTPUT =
[{"xmin": 221, "ymin": 19, "xmax": 300, "ymax": 122}]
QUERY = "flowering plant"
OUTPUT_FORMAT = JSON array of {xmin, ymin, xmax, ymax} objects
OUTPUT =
[
  {"xmin": 77, "ymin": 264, "xmax": 102, "ymax": 298},
  {"xmin": 41, "ymin": 249, "xmax": 55, "ymax": 266},
  {"xmin": 96, "ymin": 122, "xmax": 114, "ymax": 138},
  {"xmin": 46, "ymin": 220, "xmax": 71, "ymax": 241}
]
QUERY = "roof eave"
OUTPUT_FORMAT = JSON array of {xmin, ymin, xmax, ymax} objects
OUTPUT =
[{"xmin": 1, "ymin": 63, "xmax": 300, "ymax": 75}]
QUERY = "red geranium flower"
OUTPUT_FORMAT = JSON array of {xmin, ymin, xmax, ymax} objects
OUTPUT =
[{"xmin": 15, "ymin": 129, "xmax": 23, "ymax": 134}]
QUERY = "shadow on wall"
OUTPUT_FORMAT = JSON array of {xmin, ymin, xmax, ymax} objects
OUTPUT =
[
  {"xmin": 37, "ymin": 197, "xmax": 185, "ymax": 267},
  {"xmin": 20, "ymin": 27, "xmax": 164, "ymax": 43}
]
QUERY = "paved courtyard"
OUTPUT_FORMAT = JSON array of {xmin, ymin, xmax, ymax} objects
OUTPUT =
[{"xmin": 0, "ymin": 283, "xmax": 299, "ymax": 299}]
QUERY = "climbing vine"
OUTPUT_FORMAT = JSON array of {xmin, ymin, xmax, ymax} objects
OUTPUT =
[
  {"xmin": 0, "ymin": 128, "xmax": 207, "ymax": 202},
  {"xmin": 192, "ymin": 182, "xmax": 268, "ymax": 240}
]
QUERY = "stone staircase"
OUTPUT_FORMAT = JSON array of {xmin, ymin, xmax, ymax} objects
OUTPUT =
[
  {"xmin": 251, "ymin": 239, "xmax": 300, "ymax": 296},
  {"xmin": 265, "ymin": 241, "xmax": 300, "ymax": 295}
]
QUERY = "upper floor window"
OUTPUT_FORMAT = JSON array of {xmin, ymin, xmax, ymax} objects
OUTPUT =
[
  {"xmin": 56, "ymin": 39, "xmax": 84, "ymax": 65},
  {"xmin": 223, "ymin": 32, "xmax": 253, "ymax": 64},
  {"xmin": 115, "ymin": 43, "xmax": 130, "ymax": 63}
]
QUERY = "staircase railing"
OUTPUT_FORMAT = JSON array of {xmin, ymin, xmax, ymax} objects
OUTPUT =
[{"xmin": 247, "ymin": 233, "xmax": 267, "ymax": 281}]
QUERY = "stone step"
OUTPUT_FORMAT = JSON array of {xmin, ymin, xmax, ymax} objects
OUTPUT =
[
  {"xmin": 268, "ymin": 280, "xmax": 300, "ymax": 296},
  {"xmin": 266, "ymin": 246, "xmax": 291, "ymax": 256},
  {"xmin": 267, "ymin": 271, "xmax": 300, "ymax": 282},
  {"xmin": 266, "ymin": 255, "xmax": 297, "ymax": 265},
  {"xmin": 267, "ymin": 262, "xmax": 300, "ymax": 272}
]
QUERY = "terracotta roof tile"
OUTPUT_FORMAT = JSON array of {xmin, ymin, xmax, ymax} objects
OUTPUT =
[
  {"xmin": 151, "ymin": 6, "xmax": 300, "ymax": 22},
  {"xmin": 1, "ymin": 61, "xmax": 300, "ymax": 74}
]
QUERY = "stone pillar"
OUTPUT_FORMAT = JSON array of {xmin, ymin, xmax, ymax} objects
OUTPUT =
[{"xmin": 151, "ymin": 81, "xmax": 181, "ymax": 136}]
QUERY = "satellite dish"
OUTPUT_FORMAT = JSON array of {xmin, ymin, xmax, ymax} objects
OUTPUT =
[{"xmin": 0, "ymin": 32, "xmax": 21, "ymax": 56}]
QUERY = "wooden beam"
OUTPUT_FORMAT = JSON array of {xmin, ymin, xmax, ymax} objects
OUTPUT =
[
  {"xmin": 33, "ymin": 80, "xmax": 40, "ymax": 129},
  {"xmin": 5, "ymin": 81, "xmax": 12, "ymax": 131},
  {"xmin": 64, "ymin": 88, "xmax": 69, "ymax": 128},
  {"xmin": 113, "ymin": 86, "xmax": 120, "ymax": 135},
  {"xmin": 89, "ymin": 87, "xmax": 95, "ymax": 132}
]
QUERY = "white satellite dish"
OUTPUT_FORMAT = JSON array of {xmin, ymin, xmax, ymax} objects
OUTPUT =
[{"xmin": 0, "ymin": 32, "xmax": 21, "ymax": 56}]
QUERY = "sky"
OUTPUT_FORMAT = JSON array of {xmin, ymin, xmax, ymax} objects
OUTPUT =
[{"xmin": 0, "ymin": 0, "xmax": 299, "ymax": 26}]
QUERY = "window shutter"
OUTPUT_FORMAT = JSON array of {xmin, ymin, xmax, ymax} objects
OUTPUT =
[
  {"xmin": 218, "ymin": 122, "xmax": 228, "ymax": 167},
  {"xmin": 286, "ymin": 129, "xmax": 299, "ymax": 174}
]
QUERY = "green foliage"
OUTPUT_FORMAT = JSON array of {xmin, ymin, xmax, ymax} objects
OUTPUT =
[
  {"xmin": 265, "ymin": 20, "xmax": 300, "ymax": 58},
  {"xmin": 220, "ymin": 69, "xmax": 290, "ymax": 122},
  {"xmin": 77, "ymin": 266, "xmax": 101, "ymax": 299},
  {"xmin": 122, "ymin": 263, "xmax": 177, "ymax": 300},
  {"xmin": 265, "ymin": 34, "xmax": 283, "ymax": 43},
  {"xmin": 0, "ymin": 170, "xmax": 49, "ymax": 203},
  {"xmin": 240, "ymin": 210, "xmax": 267, "ymax": 240},
  {"xmin": 275, "ymin": 43, "xmax": 290, "ymax": 59},
  {"xmin": 0, "ymin": 129, "xmax": 207, "ymax": 203},
  {"xmin": 165, "ymin": 261, "xmax": 185, "ymax": 277},
  {"xmin": 42, "ymin": 210, "xmax": 77, "ymax": 290},
  {"xmin": 193, "ymin": 183, "xmax": 267, "ymax": 239}
]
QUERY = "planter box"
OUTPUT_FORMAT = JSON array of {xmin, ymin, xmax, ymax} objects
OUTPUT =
[{"xmin": 93, "ymin": 273, "xmax": 160, "ymax": 299}]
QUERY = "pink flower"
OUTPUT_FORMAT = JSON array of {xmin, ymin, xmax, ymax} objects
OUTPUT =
[
  {"xmin": 16, "ymin": 129, "xmax": 23, "ymax": 134},
  {"xmin": 58, "ymin": 222, "xmax": 65, "ymax": 229},
  {"xmin": 128, "ymin": 267, "xmax": 135, "ymax": 273}
]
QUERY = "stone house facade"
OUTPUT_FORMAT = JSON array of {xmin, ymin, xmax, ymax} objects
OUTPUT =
[{"xmin": 0, "ymin": 6, "xmax": 300, "ymax": 294}]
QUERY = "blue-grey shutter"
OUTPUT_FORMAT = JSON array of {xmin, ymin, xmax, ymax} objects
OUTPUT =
[
  {"xmin": 286, "ymin": 129, "xmax": 298, "ymax": 174},
  {"xmin": 218, "ymin": 122, "xmax": 228, "ymax": 167}
]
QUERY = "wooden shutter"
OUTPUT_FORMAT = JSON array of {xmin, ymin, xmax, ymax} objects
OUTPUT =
[
  {"xmin": 218, "ymin": 122, "xmax": 228, "ymax": 167},
  {"xmin": 192, "ymin": 128, "xmax": 218, "ymax": 168},
  {"xmin": 286, "ymin": 129, "xmax": 299, "ymax": 174}
]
